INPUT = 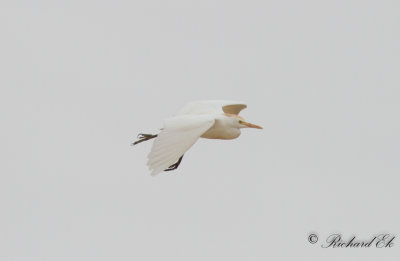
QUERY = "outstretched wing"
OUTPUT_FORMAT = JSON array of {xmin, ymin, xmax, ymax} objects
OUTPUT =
[
  {"xmin": 222, "ymin": 103, "xmax": 247, "ymax": 115},
  {"xmin": 177, "ymin": 100, "xmax": 247, "ymax": 116},
  {"xmin": 147, "ymin": 115, "xmax": 215, "ymax": 175}
]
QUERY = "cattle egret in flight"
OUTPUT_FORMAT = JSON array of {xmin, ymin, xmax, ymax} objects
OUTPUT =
[{"xmin": 132, "ymin": 100, "xmax": 262, "ymax": 175}]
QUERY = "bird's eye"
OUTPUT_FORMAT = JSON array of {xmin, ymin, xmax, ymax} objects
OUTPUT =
[{"xmin": 239, "ymin": 120, "xmax": 243, "ymax": 124}]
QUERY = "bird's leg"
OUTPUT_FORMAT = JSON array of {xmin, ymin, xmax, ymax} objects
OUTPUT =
[
  {"xmin": 164, "ymin": 155, "xmax": 184, "ymax": 172},
  {"xmin": 131, "ymin": 133, "xmax": 158, "ymax": 146}
]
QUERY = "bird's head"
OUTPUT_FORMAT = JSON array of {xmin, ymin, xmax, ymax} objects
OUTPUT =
[{"xmin": 228, "ymin": 114, "xmax": 263, "ymax": 129}]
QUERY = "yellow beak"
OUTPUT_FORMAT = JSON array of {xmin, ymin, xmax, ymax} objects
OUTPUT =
[{"xmin": 243, "ymin": 122, "xmax": 263, "ymax": 129}]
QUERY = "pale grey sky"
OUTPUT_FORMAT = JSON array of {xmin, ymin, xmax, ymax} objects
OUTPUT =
[{"xmin": 1, "ymin": 0, "xmax": 399, "ymax": 260}]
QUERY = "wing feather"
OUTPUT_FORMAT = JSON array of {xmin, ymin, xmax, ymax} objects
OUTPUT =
[
  {"xmin": 147, "ymin": 115, "xmax": 215, "ymax": 175},
  {"xmin": 177, "ymin": 100, "xmax": 247, "ymax": 116}
]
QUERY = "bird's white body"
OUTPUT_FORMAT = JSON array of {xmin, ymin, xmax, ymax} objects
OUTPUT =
[
  {"xmin": 145, "ymin": 100, "xmax": 262, "ymax": 175},
  {"xmin": 200, "ymin": 115, "xmax": 241, "ymax": 140}
]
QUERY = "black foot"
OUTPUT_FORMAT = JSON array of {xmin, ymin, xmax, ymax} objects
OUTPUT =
[
  {"xmin": 164, "ymin": 155, "xmax": 184, "ymax": 172},
  {"xmin": 131, "ymin": 133, "xmax": 158, "ymax": 146}
]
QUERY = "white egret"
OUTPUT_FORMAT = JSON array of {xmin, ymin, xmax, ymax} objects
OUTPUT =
[{"xmin": 132, "ymin": 100, "xmax": 262, "ymax": 175}]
